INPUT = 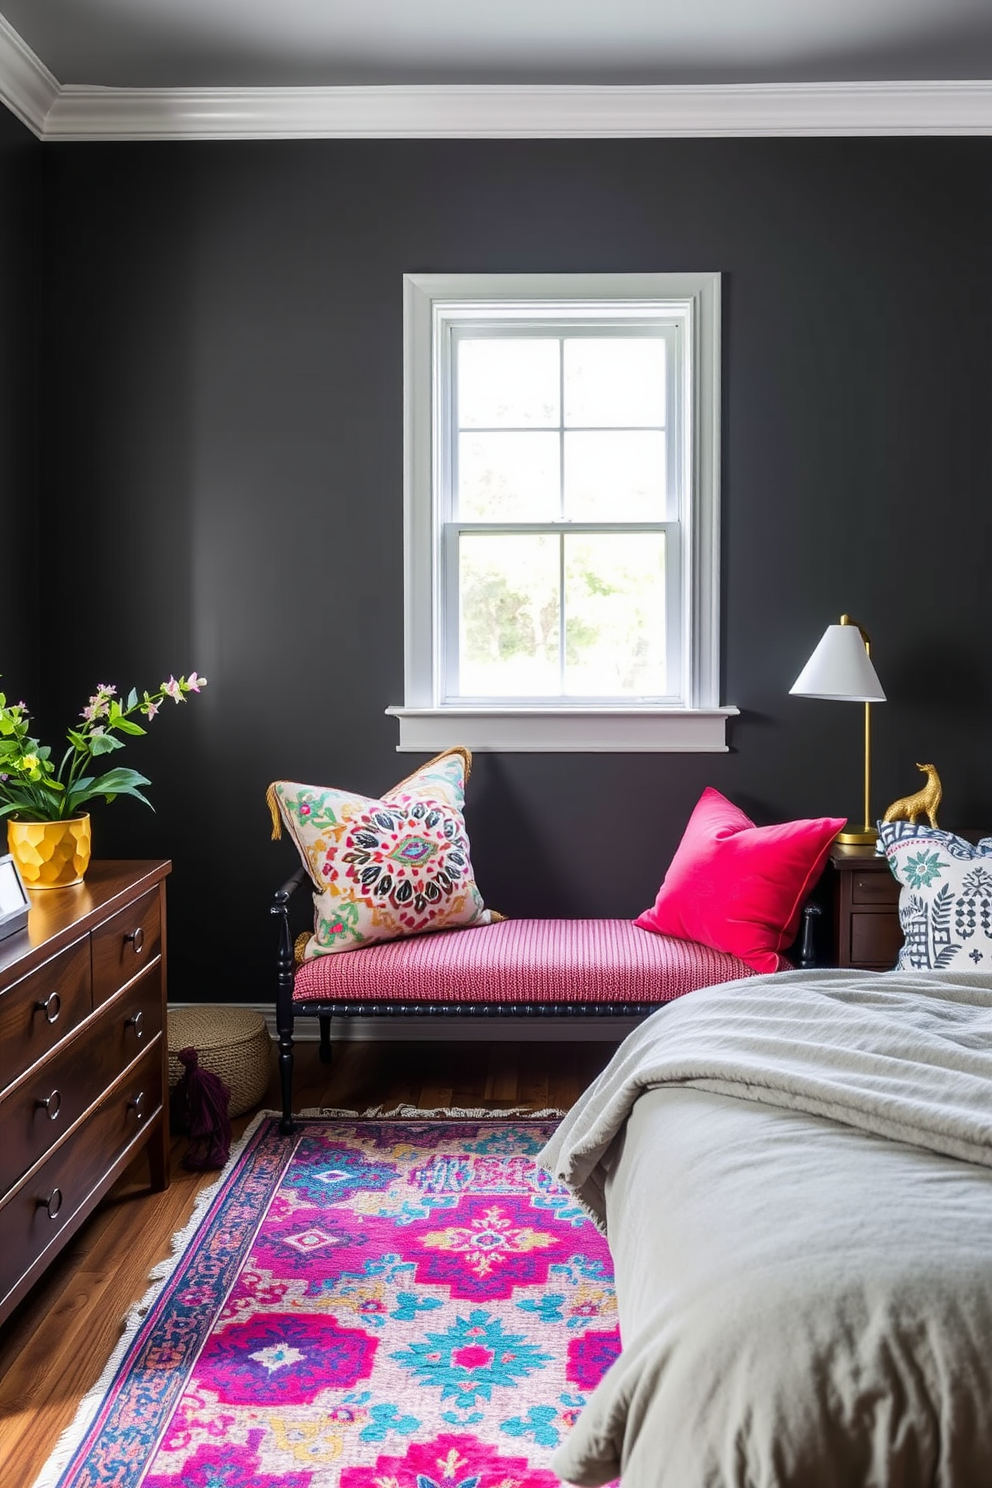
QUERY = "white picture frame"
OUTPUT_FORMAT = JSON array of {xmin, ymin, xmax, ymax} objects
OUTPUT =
[{"xmin": 0, "ymin": 851, "xmax": 30, "ymax": 942}]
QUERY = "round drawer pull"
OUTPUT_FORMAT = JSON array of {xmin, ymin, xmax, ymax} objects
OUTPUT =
[
  {"xmin": 128, "ymin": 1091, "xmax": 145, "ymax": 1122},
  {"xmin": 39, "ymin": 1187, "xmax": 63, "ymax": 1220},
  {"xmin": 36, "ymin": 1089, "xmax": 62, "ymax": 1122},
  {"xmin": 35, "ymin": 992, "xmax": 62, "ymax": 1025},
  {"xmin": 125, "ymin": 927, "xmax": 145, "ymax": 955},
  {"xmin": 125, "ymin": 1009, "xmax": 144, "ymax": 1040}
]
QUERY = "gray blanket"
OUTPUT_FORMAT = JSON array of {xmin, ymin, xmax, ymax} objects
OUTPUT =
[{"xmin": 538, "ymin": 968, "xmax": 992, "ymax": 1488}]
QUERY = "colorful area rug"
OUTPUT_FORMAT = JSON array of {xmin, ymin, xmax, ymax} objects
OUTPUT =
[{"xmin": 36, "ymin": 1115, "xmax": 620, "ymax": 1488}]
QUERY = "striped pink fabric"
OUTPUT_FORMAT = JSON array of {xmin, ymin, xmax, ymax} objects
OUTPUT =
[{"xmin": 293, "ymin": 918, "xmax": 757, "ymax": 1007}]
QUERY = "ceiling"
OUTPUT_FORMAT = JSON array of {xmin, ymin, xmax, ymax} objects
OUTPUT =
[{"xmin": 3, "ymin": 0, "xmax": 992, "ymax": 91}]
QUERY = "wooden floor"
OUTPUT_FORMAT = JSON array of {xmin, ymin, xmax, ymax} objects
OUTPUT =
[{"xmin": 0, "ymin": 1037, "xmax": 617, "ymax": 1488}]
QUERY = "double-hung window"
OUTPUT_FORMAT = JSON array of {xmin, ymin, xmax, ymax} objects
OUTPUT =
[{"xmin": 388, "ymin": 273, "xmax": 736, "ymax": 752}]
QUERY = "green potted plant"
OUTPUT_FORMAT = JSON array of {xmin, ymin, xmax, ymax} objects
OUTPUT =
[{"xmin": 0, "ymin": 672, "xmax": 206, "ymax": 888}]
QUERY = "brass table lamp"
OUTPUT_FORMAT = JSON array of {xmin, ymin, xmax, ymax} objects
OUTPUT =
[{"xmin": 790, "ymin": 614, "xmax": 886, "ymax": 845}]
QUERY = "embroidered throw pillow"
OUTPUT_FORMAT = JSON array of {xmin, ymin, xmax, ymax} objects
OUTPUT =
[
  {"xmin": 635, "ymin": 786, "xmax": 845, "ymax": 974},
  {"xmin": 876, "ymin": 820, "xmax": 992, "ymax": 971},
  {"xmin": 267, "ymin": 747, "xmax": 495, "ymax": 958}
]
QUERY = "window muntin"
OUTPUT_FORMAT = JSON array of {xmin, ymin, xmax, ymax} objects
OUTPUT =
[{"xmin": 442, "ymin": 321, "xmax": 682, "ymax": 706}]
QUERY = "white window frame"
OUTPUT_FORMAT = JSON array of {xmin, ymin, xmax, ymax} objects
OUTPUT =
[{"xmin": 387, "ymin": 272, "xmax": 737, "ymax": 753}]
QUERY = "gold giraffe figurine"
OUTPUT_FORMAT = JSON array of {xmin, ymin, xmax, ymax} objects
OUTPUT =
[{"xmin": 882, "ymin": 763, "xmax": 942, "ymax": 829}]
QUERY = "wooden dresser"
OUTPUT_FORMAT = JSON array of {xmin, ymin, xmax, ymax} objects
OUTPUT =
[{"xmin": 0, "ymin": 860, "xmax": 171, "ymax": 1328}]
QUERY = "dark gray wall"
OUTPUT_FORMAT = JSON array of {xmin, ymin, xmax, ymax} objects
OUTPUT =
[
  {"xmin": 0, "ymin": 107, "xmax": 40, "ymax": 707},
  {"xmin": 33, "ymin": 137, "xmax": 992, "ymax": 1001}
]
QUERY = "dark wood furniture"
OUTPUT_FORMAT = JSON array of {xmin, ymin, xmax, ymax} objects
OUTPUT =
[
  {"xmin": 0, "ymin": 860, "xmax": 171, "ymax": 1327},
  {"xmin": 828, "ymin": 843, "xmax": 902, "ymax": 970}
]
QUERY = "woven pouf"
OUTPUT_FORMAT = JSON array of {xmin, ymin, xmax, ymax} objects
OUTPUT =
[{"xmin": 167, "ymin": 1005, "xmax": 272, "ymax": 1118}]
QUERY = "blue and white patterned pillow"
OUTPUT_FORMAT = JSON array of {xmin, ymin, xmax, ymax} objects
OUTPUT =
[{"xmin": 876, "ymin": 821, "xmax": 992, "ymax": 971}]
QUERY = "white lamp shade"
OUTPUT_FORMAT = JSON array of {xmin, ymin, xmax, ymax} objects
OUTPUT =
[{"xmin": 790, "ymin": 623, "xmax": 886, "ymax": 702}]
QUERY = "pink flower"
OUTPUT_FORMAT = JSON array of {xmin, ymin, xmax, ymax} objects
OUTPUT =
[
  {"xmin": 141, "ymin": 699, "xmax": 161, "ymax": 719},
  {"xmin": 185, "ymin": 671, "xmax": 207, "ymax": 692},
  {"xmin": 162, "ymin": 676, "xmax": 184, "ymax": 703}
]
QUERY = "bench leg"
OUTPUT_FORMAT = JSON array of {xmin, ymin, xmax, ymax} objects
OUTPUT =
[
  {"xmin": 275, "ymin": 951, "xmax": 296, "ymax": 1134},
  {"xmin": 272, "ymin": 869, "xmax": 304, "ymax": 1135},
  {"xmin": 318, "ymin": 1014, "xmax": 333, "ymax": 1065},
  {"xmin": 278, "ymin": 1027, "xmax": 295, "ymax": 1134}
]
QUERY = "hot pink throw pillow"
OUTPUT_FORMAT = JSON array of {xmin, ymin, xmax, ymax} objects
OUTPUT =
[{"xmin": 635, "ymin": 787, "xmax": 844, "ymax": 974}]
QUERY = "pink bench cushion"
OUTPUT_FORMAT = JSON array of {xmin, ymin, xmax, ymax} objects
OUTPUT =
[{"xmin": 293, "ymin": 918, "xmax": 757, "ymax": 1007}]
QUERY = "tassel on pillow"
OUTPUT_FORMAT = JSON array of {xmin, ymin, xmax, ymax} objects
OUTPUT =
[{"xmin": 170, "ymin": 1046, "xmax": 233, "ymax": 1171}]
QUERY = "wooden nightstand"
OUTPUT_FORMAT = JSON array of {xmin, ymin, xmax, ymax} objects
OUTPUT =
[{"xmin": 827, "ymin": 843, "xmax": 902, "ymax": 971}]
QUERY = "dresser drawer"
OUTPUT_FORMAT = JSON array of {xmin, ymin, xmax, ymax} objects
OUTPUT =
[
  {"xmin": 0, "ymin": 964, "xmax": 164, "ymax": 1196},
  {"xmin": 850, "ymin": 870, "xmax": 899, "ymax": 906},
  {"xmin": 0, "ymin": 1039, "xmax": 164, "ymax": 1315},
  {"xmin": 0, "ymin": 937, "xmax": 92, "ymax": 1087},
  {"xmin": 91, "ymin": 887, "xmax": 162, "ymax": 1005}
]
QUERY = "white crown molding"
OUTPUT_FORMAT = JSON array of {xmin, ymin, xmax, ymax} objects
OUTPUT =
[
  {"xmin": 39, "ymin": 79, "xmax": 992, "ymax": 141},
  {"xmin": 1, "ymin": 9, "xmax": 991, "ymax": 146},
  {"xmin": 0, "ymin": 11, "xmax": 58, "ymax": 138}
]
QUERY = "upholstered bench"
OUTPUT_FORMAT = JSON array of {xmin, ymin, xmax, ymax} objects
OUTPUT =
[
  {"xmin": 268, "ymin": 756, "xmax": 836, "ymax": 1133},
  {"xmin": 269, "ymin": 865, "xmax": 785, "ymax": 1133}
]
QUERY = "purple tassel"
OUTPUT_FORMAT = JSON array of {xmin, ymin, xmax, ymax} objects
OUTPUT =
[{"xmin": 171, "ymin": 1046, "xmax": 232, "ymax": 1171}]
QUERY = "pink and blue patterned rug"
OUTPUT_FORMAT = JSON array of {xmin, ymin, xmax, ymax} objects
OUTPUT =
[{"xmin": 37, "ymin": 1116, "xmax": 620, "ymax": 1488}]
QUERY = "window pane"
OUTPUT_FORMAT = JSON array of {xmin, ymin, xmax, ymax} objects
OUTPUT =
[
  {"xmin": 564, "ymin": 431, "xmax": 666, "ymax": 521},
  {"xmin": 564, "ymin": 338, "xmax": 666, "ymax": 428},
  {"xmin": 458, "ymin": 432, "xmax": 561, "ymax": 520},
  {"xmin": 458, "ymin": 534, "xmax": 560, "ymax": 697},
  {"xmin": 564, "ymin": 533, "xmax": 666, "ymax": 696},
  {"xmin": 458, "ymin": 339, "xmax": 560, "ymax": 428}
]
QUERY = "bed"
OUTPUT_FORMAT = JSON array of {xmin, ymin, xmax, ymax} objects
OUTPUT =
[{"xmin": 538, "ymin": 965, "xmax": 992, "ymax": 1488}]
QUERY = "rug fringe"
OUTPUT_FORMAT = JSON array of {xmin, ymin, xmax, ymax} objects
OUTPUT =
[
  {"xmin": 29, "ymin": 1111, "xmax": 274, "ymax": 1488},
  {"xmin": 296, "ymin": 1104, "xmax": 567, "ymax": 1119}
]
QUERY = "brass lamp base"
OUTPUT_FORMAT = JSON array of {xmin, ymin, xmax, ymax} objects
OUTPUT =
[{"xmin": 835, "ymin": 826, "xmax": 878, "ymax": 846}]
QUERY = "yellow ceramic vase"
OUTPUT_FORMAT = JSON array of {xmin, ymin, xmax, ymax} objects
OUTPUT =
[{"xmin": 7, "ymin": 814, "xmax": 92, "ymax": 889}]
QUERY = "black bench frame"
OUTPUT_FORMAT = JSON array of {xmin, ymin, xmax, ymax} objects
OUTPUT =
[{"xmin": 272, "ymin": 868, "xmax": 822, "ymax": 1135}]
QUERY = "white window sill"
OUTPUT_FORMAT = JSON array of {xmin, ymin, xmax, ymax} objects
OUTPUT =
[{"xmin": 385, "ymin": 705, "xmax": 739, "ymax": 753}]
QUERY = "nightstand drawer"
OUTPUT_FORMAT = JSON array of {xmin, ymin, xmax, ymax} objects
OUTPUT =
[
  {"xmin": 0, "ymin": 1039, "xmax": 163, "ymax": 1316},
  {"xmin": 0, "ymin": 964, "xmax": 163, "ymax": 1195},
  {"xmin": 850, "ymin": 871, "xmax": 899, "ymax": 906},
  {"xmin": 850, "ymin": 912, "xmax": 905, "ymax": 966},
  {"xmin": 91, "ymin": 887, "xmax": 162, "ymax": 1004},
  {"xmin": 0, "ymin": 938, "xmax": 92, "ymax": 1087}
]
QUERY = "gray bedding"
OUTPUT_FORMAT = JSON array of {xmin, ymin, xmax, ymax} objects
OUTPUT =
[{"xmin": 538, "ymin": 968, "xmax": 992, "ymax": 1488}]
